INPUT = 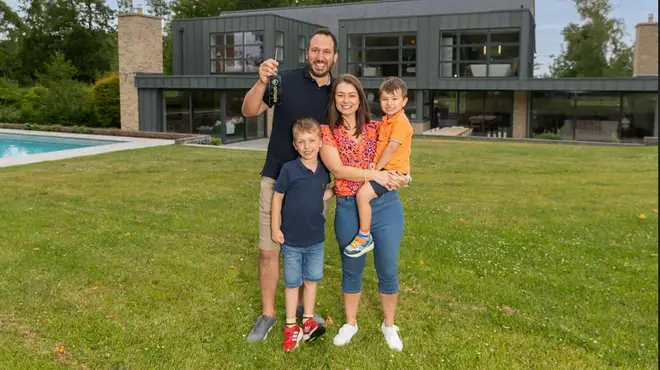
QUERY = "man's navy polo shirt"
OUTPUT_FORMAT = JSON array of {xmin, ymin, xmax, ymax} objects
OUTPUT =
[
  {"xmin": 261, "ymin": 67, "xmax": 332, "ymax": 180},
  {"xmin": 274, "ymin": 159, "xmax": 330, "ymax": 248}
]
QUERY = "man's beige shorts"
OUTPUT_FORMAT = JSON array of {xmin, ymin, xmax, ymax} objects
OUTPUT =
[{"xmin": 259, "ymin": 177, "xmax": 280, "ymax": 251}]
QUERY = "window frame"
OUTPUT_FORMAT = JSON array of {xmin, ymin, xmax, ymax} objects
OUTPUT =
[
  {"xmin": 297, "ymin": 35, "xmax": 307, "ymax": 67},
  {"xmin": 210, "ymin": 31, "xmax": 265, "ymax": 74},
  {"xmin": 347, "ymin": 33, "xmax": 417, "ymax": 78},
  {"xmin": 438, "ymin": 28, "xmax": 521, "ymax": 78},
  {"xmin": 275, "ymin": 31, "xmax": 285, "ymax": 63}
]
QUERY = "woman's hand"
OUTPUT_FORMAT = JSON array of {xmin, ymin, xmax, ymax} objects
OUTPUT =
[
  {"xmin": 386, "ymin": 171, "xmax": 409, "ymax": 190},
  {"xmin": 372, "ymin": 170, "xmax": 390, "ymax": 187},
  {"xmin": 271, "ymin": 229, "xmax": 284, "ymax": 244}
]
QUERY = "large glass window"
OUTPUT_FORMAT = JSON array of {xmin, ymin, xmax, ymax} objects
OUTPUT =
[
  {"xmin": 348, "ymin": 34, "xmax": 416, "ymax": 77},
  {"xmin": 439, "ymin": 29, "xmax": 520, "ymax": 77},
  {"xmin": 165, "ymin": 91, "xmax": 190, "ymax": 133},
  {"xmin": 191, "ymin": 91, "xmax": 221, "ymax": 135},
  {"xmin": 455, "ymin": 91, "xmax": 513, "ymax": 136},
  {"xmin": 210, "ymin": 31, "xmax": 264, "ymax": 73},
  {"xmin": 531, "ymin": 92, "xmax": 657, "ymax": 142},
  {"xmin": 429, "ymin": 91, "xmax": 460, "ymax": 128},
  {"xmin": 530, "ymin": 92, "xmax": 574, "ymax": 139},
  {"xmin": 621, "ymin": 93, "xmax": 657, "ymax": 141},
  {"xmin": 573, "ymin": 92, "xmax": 621, "ymax": 142},
  {"xmin": 164, "ymin": 90, "xmax": 266, "ymax": 142},
  {"xmin": 225, "ymin": 90, "xmax": 265, "ymax": 142}
]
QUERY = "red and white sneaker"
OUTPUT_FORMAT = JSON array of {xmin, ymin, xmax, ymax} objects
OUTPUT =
[
  {"xmin": 282, "ymin": 325, "xmax": 302, "ymax": 352},
  {"xmin": 303, "ymin": 317, "xmax": 326, "ymax": 342}
]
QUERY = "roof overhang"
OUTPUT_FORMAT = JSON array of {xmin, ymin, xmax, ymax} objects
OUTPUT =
[
  {"xmin": 421, "ymin": 77, "xmax": 659, "ymax": 92},
  {"xmin": 136, "ymin": 74, "xmax": 658, "ymax": 93},
  {"xmin": 135, "ymin": 74, "xmax": 257, "ymax": 90}
]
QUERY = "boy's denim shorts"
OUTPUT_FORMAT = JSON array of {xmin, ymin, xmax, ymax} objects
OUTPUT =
[{"xmin": 281, "ymin": 242, "xmax": 324, "ymax": 289}]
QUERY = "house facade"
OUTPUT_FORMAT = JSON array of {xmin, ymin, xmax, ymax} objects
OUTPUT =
[{"xmin": 119, "ymin": 0, "xmax": 659, "ymax": 144}]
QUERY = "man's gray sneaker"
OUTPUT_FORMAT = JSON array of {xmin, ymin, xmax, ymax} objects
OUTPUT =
[
  {"xmin": 247, "ymin": 315, "xmax": 276, "ymax": 343},
  {"xmin": 296, "ymin": 305, "xmax": 325, "ymax": 325}
]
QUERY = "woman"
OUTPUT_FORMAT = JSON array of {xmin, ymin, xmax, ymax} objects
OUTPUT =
[{"xmin": 319, "ymin": 74, "xmax": 410, "ymax": 351}]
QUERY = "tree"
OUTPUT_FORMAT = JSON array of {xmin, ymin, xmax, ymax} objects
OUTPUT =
[
  {"xmin": 117, "ymin": 0, "xmax": 133, "ymax": 13},
  {"xmin": 0, "ymin": 1, "xmax": 24, "ymax": 80},
  {"xmin": 146, "ymin": 0, "xmax": 171, "ymax": 18},
  {"xmin": 15, "ymin": 0, "xmax": 116, "ymax": 84},
  {"xmin": 549, "ymin": 0, "xmax": 633, "ymax": 77}
]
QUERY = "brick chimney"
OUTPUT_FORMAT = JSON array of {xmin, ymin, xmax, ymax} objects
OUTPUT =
[
  {"xmin": 118, "ymin": 11, "xmax": 163, "ymax": 131},
  {"xmin": 633, "ymin": 13, "xmax": 658, "ymax": 76}
]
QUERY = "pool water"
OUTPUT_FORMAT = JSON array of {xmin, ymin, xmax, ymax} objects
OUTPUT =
[{"xmin": 0, "ymin": 133, "xmax": 118, "ymax": 158}]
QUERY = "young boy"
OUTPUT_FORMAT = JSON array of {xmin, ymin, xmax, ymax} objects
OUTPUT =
[
  {"xmin": 344, "ymin": 77, "xmax": 413, "ymax": 257},
  {"xmin": 271, "ymin": 117, "xmax": 335, "ymax": 352}
]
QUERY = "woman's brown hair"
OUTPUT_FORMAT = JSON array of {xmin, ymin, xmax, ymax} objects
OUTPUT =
[{"xmin": 326, "ymin": 74, "xmax": 371, "ymax": 138}]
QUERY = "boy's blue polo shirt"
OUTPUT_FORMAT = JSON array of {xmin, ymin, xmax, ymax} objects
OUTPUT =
[
  {"xmin": 274, "ymin": 158, "xmax": 330, "ymax": 248},
  {"xmin": 261, "ymin": 67, "xmax": 332, "ymax": 180}
]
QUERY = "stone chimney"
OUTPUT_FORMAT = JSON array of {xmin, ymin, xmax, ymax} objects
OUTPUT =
[
  {"xmin": 633, "ymin": 13, "xmax": 658, "ymax": 76},
  {"xmin": 118, "ymin": 11, "xmax": 163, "ymax": 131}
]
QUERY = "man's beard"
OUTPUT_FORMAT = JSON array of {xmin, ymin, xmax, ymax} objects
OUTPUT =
[{"xmin": 307, "ymin": 59, "xmax": 333, "ymax": 78}]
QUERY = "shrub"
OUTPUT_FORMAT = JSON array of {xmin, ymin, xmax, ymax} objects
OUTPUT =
[
  {"xmin": 535, "ymin": 131, "xmax": 563, "ymax": 140},
  {"xmin": 43, "ymin": 124, "xmax": 62, "ymax": 132},
  {"xmin": 19, "ymin": 86, "xmax": 49, "ymax": 124},
  {"xmin": 72, "ymin": 125, "xmax": 93, "ymax": 134},
  {"xmin": 0, "ymin": 105, "xmax": 21, "ymax": 123},
  {"xmin": 0, "ymin": 77, "xmax": 22, "ymax": 106},
  {"xmin": 93, "ymin": 73, "xmax": 120, "ymax": 128},
  {"xmin": 39, "ymin": 81, "xmax": 96, "ymax": 126}
]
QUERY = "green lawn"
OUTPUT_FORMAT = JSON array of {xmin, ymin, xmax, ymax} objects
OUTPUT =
[{"xmin": 0, "ymin": 139, "xmax": 657, "ymax": 369}]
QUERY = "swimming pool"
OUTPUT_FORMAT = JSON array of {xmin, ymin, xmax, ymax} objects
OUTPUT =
[
  {"xmin": 0, "ymin": 132, "xmax": 118, "ymax": 158},
  {"xmin": 0, "ymin": 129, "xmax": 175, "ymax": 168}
]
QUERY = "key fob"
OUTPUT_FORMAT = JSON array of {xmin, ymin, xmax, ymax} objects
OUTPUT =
[{"xmin": 267, "ymin": 74, "xmax": 282, "ymax": 106}]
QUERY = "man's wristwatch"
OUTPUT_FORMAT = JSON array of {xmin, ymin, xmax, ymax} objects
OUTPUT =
[{"xmin": 405, "ymin": 174, "xmax": 412, "ymax": 187}]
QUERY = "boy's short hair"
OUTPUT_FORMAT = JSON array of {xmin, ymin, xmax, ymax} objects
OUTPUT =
[
  {"xmin": 379, "ymin": 77, "xmax": 408, "ymax": 99},
  {"xmin": 292, "ymin": 117, "xmax": 322, "ymax": 139}
]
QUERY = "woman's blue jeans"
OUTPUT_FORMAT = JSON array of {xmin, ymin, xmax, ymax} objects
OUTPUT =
[{"xmin": 334, "ymin": 190, "xmax": 404, "ymax": 294}]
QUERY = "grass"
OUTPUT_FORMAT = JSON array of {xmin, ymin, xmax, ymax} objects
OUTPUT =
[{"xmin": 0, "ymin": 139, "xmax": 657, "ymax": 369}]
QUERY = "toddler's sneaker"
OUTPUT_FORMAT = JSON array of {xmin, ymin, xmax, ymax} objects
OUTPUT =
[
  {"xmin": 302, "ymin": 317, "xmax": 326, "ymax": 342},
  {"xmin": 282, "ymin": 325, "xmax": 302, "ymax": 352},
  {"xmin": 381, "ymin": 322, "xmax": 403, "ymax": 351},
  {"xmin": 343, "ymin": 234, "xmax": 374, "ymax": 258},
  {"xmin": 333, "ymin": 323, "xmax": 359, "ymax": 346},
  {"xmin": 295, "ymin": 304, "xmax": 326, "ymax": 325}
]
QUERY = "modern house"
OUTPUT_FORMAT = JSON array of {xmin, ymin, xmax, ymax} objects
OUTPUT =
[{"xmin": 118, "ymin": 0, "xmax": 659, "ymax": 144}]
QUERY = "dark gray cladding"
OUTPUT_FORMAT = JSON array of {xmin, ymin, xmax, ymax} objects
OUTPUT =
[{"xmin": 218, "ymin": 0, "xmax": 534, "ymax": 35}]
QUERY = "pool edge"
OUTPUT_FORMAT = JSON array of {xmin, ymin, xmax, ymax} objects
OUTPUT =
[{"xmin": 0, "ymin": 129, "xmax": 175, "ymax": 168}]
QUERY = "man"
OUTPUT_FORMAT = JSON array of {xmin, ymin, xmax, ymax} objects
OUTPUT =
[{"xmin": 242, "ymin": 28, "xmax": 338, "ymax": 342}]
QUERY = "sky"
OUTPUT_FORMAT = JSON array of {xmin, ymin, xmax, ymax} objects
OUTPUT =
[{"xmin": 5, "ymin": 0, "xmax": 658, "ymax": 75}]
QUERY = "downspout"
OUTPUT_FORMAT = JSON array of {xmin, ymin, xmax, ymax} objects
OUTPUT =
[{"xmin": 178, "ymin": 27, "xmax": 185, "ymax": 74}]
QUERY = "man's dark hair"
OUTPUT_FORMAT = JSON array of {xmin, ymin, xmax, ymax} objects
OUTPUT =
[{"xmin": 307, "ymin": 28, "xmax": 338, "ymax": 53}]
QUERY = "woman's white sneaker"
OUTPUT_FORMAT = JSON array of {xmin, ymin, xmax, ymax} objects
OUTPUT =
[
  {"xmin": 381, "ymin": 323, "xmax": 403, "ymax": 351},
  {"xmin": 333, "ymin": 323, "xmax": 358, "ymax": 346}
]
